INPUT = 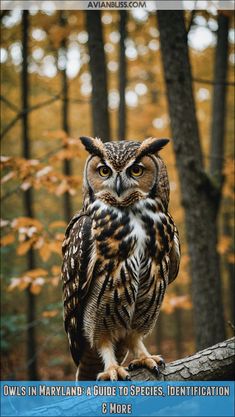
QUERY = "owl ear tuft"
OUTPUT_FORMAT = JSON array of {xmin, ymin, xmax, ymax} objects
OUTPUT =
[
  {"xmin": 136, "ymin": 137, "xmax": 170, "ymax": 160},
  {"xmin": 80, "ymin": 136, "xmax": 105, "ymax": 159}
]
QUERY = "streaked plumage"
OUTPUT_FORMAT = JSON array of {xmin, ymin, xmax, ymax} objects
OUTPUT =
[{"xmin": 62, "ymin": 136, "xmax": 180, "ymax": 380}]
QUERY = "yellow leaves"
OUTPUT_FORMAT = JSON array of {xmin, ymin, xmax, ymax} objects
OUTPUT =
[{"xmin": 1, "ymin": 233, "xmax": 15, "ymax": 246}]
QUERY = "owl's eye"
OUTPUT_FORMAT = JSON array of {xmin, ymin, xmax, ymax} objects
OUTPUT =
[
  {"xmin": 98, "ymin": 165, "xmax": 112, "ymax": 177},
  {"xmin": 129, "ymin": 164, "xmax": 144, "ymax": 177}
]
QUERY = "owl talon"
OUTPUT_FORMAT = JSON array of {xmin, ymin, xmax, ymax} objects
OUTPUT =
[
  {"xmin": 128, "ymin": 363, "xmax": 139, "ymax": 371},
  {"xmin": 158, "ymin": 358, "xmax": 165, "ymax": 369},
  {"xmin": 152, "ymin": 365, "xmax": 159, "ymax": 375},
  {"xmin": 97, "ymin": 365, "xmax": 131, "ymax": 381},
  {"xmin": 128, "ymin": 354, "xmax": 165, "ymax": 376}
]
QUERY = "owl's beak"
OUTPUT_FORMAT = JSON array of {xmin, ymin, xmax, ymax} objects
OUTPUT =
[{"xmin": 115, "ymin": 174, "xmax": 124, "ymax": 196}]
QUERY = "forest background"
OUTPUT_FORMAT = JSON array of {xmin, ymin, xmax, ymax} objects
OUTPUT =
[{"xmin": 0, "ymin": 3, "xmax": 234, "ymax": 381}]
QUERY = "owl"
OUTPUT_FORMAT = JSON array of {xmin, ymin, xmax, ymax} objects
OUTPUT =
[{"xmin": 61, "ymin": 136, "xmax": 180, "ymax": 381}]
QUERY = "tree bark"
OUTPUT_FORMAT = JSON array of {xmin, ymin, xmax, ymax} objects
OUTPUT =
[
  {"xmin": 86, "ymin": 11, "xmax": 110, "ymax": 142},
  {"xmin": 223, "ymin": 210, "xmax": 235, "ymax": 321},
  {"xmin": 118, "ymin": 10, "xmax": 127, "ymax": 140},
  {"xmin": 60, "ymin": 11, "xmax": 72, "ymax": 222},
  {"xmin": 157, "ymin": 11, "xmax": 226, "ymax": 350},
  {"xmin": 210, "ymin": 12, "xmax": 229, "ymax": 190},
  {"xmin": 21, "ymin": 10, "xmax": 38, "ymax": 380},
  {"xmin": 130, "ymin": 337, "xmax": 234, "ymax": 381},
  {"xmin": 174, "ymin": 286, "xmax": 183, "ymax": 358}
]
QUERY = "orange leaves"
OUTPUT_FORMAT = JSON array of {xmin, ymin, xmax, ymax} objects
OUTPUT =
[
  {"xmin": 17, "ymin": 239, "xmax": 35, "ymax": 255},
  {"xmin": 44, "ymin": 129, "xmax": 67, "ymax": 141},
  {"xmin": 39, "ymin": 242, "xmax": 52, "ymax": 262},
  {"xmin": 1, "ymin": 214, "xmax": 65, "ymax": 262},
  {"xmin": 1, "ymin": 151, "xmax": 81, "ymax": 196},
  {"xmin": 12, "ymin": 216, "xmax": 43, "ymax": 231},
  {"xmin": 48, "ymin": 25, "xmax": 70, "ymax": 48},
  {"xmin": 7, "ymin": 265, "xmax": 60, "ymax": 294},
  {"xmin": 42, "ymin": 310, "xmax": 59, "ymax": 318},
  {"xmin": 162, "ymin": 294, "xmax": 192, "ymax": 315},
  {"xmin": 217, "ymin": 234, "xmax": 234, "ymax": 264},
  {"xmin": 55, "ymin": 176, "xmax": 80, "ymax": 196},
  {"xmin": 1, "ymin": 233, "xmax": 15, "ymax": 246},
  {"xmin": 49, "ymin": 221, "xmax": 66, "ymax": 229},
  {"xmin": 223, "ymin": 158, "xmax": 235, "ymax": 200},
  {"xmin": 1, "ymin": 131, "xmax": 83, "ymax": 203},
  {"xmin": 217, "ymin": 235, "xmax": 232, "ymax": 255},
  {"xmin": 8, "ymin": 268, "xmax": 48, "ymax": 293}
]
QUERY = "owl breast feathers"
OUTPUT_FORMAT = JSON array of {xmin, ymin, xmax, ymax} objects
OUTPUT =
[{"xmin": 61, "ymin": 136, "xmax": 180, "ymax": 381}]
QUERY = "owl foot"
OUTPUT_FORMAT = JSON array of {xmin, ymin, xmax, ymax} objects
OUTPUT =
[
  {"xmin": 128, "ymin": 355, "xmax": 165, "ymax": 376},
  {"xmin": 97, "ymin": 365, "xmax": 131, "ymax": 381}
]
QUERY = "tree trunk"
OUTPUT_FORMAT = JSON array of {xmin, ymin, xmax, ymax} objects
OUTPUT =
[
  {"xmin": 157, "ymin": 11, "xmax": 226, "ymax": 350},
  {"xmin": 174, "ymin": 286, "xmax": 183, "ymax": 358},
  {"xmin": 86, "ymin": 11, "xmax": 110, "ymax": 142},
  {"xmin": 223, "ymin": 210, "xmax": 235, "ymax": 321},
  {"xmin": 60, "ymin": 11, "xmax": 72, "ymax": 222},
  {"xmin": 156, "ymin": 314, "xmax": 163, "ymax": 352},
  {"xmin": 118, "ymin": 10, "xmax": 127, "ymax": 140},
  {"xmin": 21, "ymin": 10, "xmax": 38, "ymax": 380},
  {"xmin": 210, "ymin": 12, "xmax": 229, "ymax": 190}
]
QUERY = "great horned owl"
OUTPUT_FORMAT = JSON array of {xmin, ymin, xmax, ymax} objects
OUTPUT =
[{"xmin": 62, "ymin": 136, "xmax": 180, "ymax": 381}]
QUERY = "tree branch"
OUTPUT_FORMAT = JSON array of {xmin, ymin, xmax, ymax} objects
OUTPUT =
[
  {"xmin": 0, "ymin": 95, "xmax": 61, "ymax": 141},
  {"xmin": 187, "ymin": 8, "xmax": 197, "ymax": 35},
  {"xmin": 130, "ymin": 337, "xmax": 235, "ymax": 381},
  {"xmin": 193, "ymin": 77, "xmax": 234, "ymax": 86},
  {"xmin": 0, "ymin": 95, "xmax": 20, "ymax": 113}
]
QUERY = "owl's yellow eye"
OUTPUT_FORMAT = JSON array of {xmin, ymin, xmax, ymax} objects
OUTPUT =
[
  {"xmin": 98, "ymin": 165, "xmax": 111, "ymax": 177},
  {"xmin": 129, "ymin": 164, "xmax": 144, "ymax": 177}
]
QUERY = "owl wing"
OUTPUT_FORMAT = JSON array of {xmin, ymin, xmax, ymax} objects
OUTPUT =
[
  {"xmin": 168, "ymin": 226, "xmax": 180, "ymax": 284},
  {"xmin": 61, "ymin": 211, "xmax": 93, "ymax": 366}
]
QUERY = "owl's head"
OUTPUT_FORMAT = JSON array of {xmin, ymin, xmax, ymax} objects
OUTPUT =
[{"xmin": 80, "ymin": 136, "xmax": 170, "ymax": 209}]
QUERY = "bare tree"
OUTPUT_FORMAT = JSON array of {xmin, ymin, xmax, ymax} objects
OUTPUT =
[
  {"xmin": 86, "ymin": 11, "xmax": 110, "ymax": 141},
  {"xmin": 210, "ymin": 12, "xmax": 229, "ymax": 190},
  {"xmin": 209, "ymin": 12, "xmax": 233, "ymax": 323},
  {"xmin": 59, "ymin": 11, "xmax": 72, "ymax": 222},
  {"xmin": 118, "ymin": 11, "xmax": 127, "ymax": 140},
  {"xmin": 157, "ymin": 10, "xmax": 226, "ymax": 350},
  {"xmin": 21, "ymin": 10, "xmax": 38, "ymax": 380}
]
